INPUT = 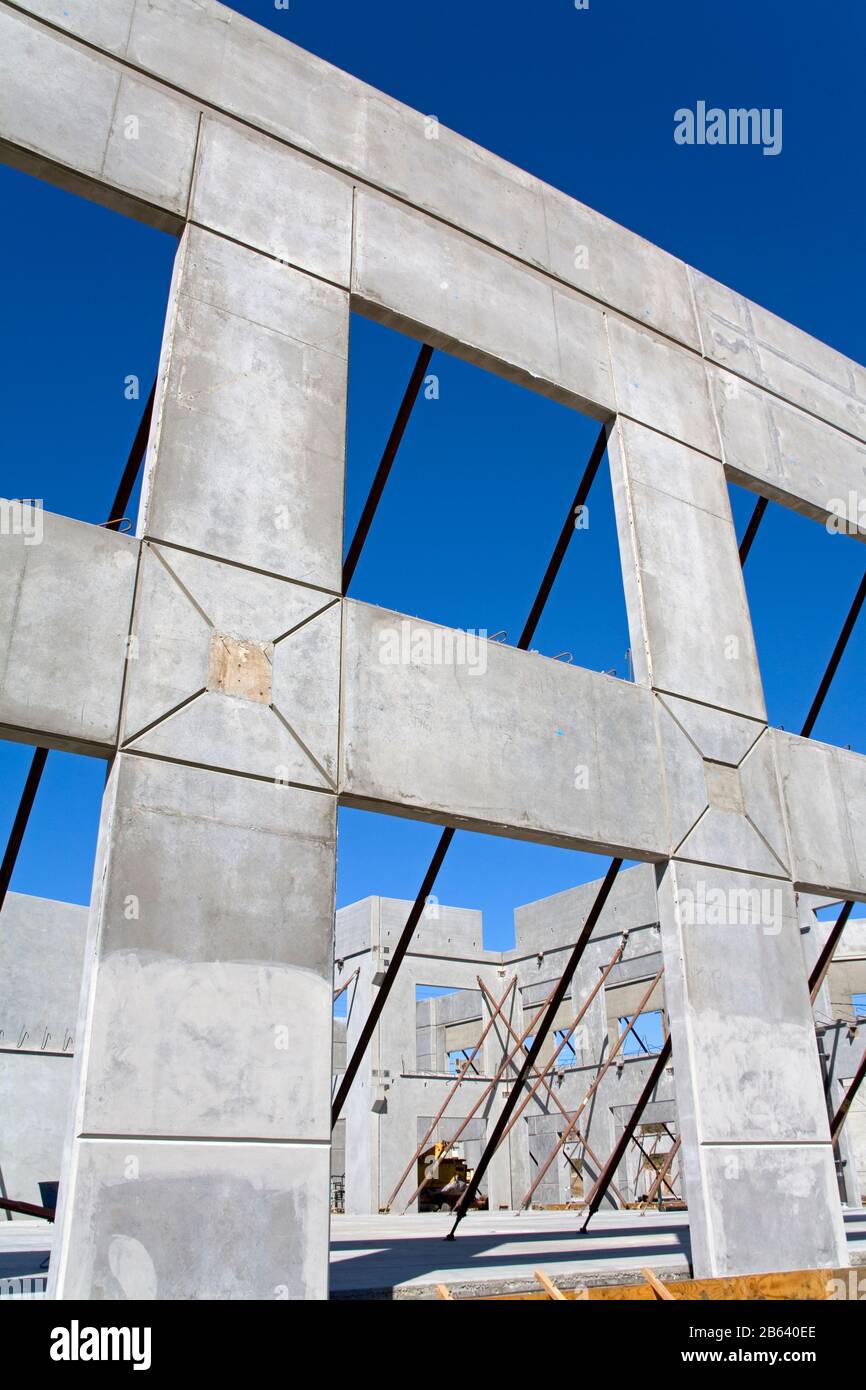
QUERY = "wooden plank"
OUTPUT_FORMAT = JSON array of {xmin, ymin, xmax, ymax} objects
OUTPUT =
[
  {"xmin": 436, "ymin": 1284, "xmax": 455, "ymax": 1300},
  {"xmin": 641, "ymin": 1266, "xmax": 674, "ymax": 1300},
  {"xmin": 439, "ymin": 1266, "xmax": 856, "ymax": 1301},
  {"xmin": 587, "ymin": 1268, "xmax": 835, "ymax": 1301},
  {"xmin": 535, "ymin": 1268, "xmax": 567, "ymax": 1300}
]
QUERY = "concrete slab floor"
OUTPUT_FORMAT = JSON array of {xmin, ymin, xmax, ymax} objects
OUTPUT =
[
  {"xmin": 329, "ymin": 1209, "xmax": 866, "ymax": 1300},
  {"xmin": 2, "ymin": 1210, "xmax": 863, "ymax": 1299},
  {"xmin": 0, "ymin": 1221, "xmax": 51, "ymax": 1281}
]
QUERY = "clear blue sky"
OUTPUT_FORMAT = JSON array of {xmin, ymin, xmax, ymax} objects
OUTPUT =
[{"xmin": 1, "ymin": 0, "xmax": 864, "ymax": 950}]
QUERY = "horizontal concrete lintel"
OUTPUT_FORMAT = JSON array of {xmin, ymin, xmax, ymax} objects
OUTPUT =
[
  {"xmin": 773, "ymin": 730, "xmax": 866, "ymax": 900},
  {"xmin": 792, "ymin": 879, "xmax": 866, "ymax": 905},
  {"xmin": 338, "ymin": 791, "xmax": 667, "ymax": 861},
  {"xmin": 0, "ymin": 721, "xmax": 114, "ymax": 757},
  {"xmin": 351, "ymin": 292, "xmax": 613, "ymax": 422},
  {"xmin": 340, "ymin": 600, "xmax": 670, "ymax": 858},
  {"xmin": 0, "ymin": 136, "xmax": 186, "ymax": 235},
  {"xmin": 4, "ymin": 0, "xmax": 864, "ymax": 480},
  {"xmin": 0, "ymin": 506, "xmax": 139, "ymax": 751},
  {"xmin": 724, "ymin": 466, "xmax": 866, "ymax": 542}
]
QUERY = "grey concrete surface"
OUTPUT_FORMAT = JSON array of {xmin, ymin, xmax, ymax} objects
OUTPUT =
[
  {"xmin": 0, "ymin": 894, "xmax": 87, "ymax": 1215},
  {"xmin": 353, "ymin": 189, "xmax": 614, "ymax": 417},
  {"xmin": 0, "ymin": 507, "xmax": 138, "ymax": 753},
  {"xmin": 122, "ymin": 542, "xmax": 341, "ymax": 787},
  {"xmin": 711, "ymin": 366, "xmax": 866, "ymax": 537},
  {"xmin": 329, "ymin": 1208, "xmax": 866, "ymax": 1298},
  {"xmin": 606, "ymin": 316, "xmax": 719, "ymax": 458},
  {"xmin": 608, "ymin": 419, "xmax": 765, "ymax": 719},
  {"xmin": 340, "ymin": 600, "xmax": 668, "ymax": 858},
  {"xmin": 0, "ymin": 7, "xmax": 198, "ymax": 231},
  {"xmin": 138, "ymin": 225, "xmax": 349, "ymax": 587},
  {"xmin": 774, "ymin": 733, "xmax": 866, "ymax": 900},
  {"xmin": 1, "ymin": 0, "xmax": 865, "ymax": 1295},
  {"xmin": 691, "ymin": 268, "xmax": 866, "ymax": 444},
  {"xmin": 190, "ymin": 115, "xmax": 354, "ymax": 287}
]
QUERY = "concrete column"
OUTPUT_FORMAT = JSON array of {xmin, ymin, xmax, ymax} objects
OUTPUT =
[
  {"xmin": 798, "ymin": 895, "xmax": 863, "ymax": 1207},
  {"xmin": 609, "ymin": 417, "xmax": 847, "ymax": 1276},
  {"xmin": 50, "ymin": 224, "xmax": 348, "ymax": 1299},
  {"xmin": 342, "ymin": 953, "xmax": 380, "ymax": 1216}
]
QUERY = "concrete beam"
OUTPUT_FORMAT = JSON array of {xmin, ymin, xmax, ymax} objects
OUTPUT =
[
  {"xmin": 692, "ymin": 268, "xmax": 866, "ymax": 445},
  {"xmin": 7, "ymin": 1, "xmax": 699, "ymax": 349},
  {"xmin": 352, "ymin": 189, "xmax": 614, "ymax": 417},
  {"xmin": 710, "ymin": 366, "xmax": 866, "ymax": 537},
  {"xmin": 0, "ymin": 5, "xmax": 198, "ymax": 232},
  {"xmin": 339, "ymin": 599, "xmax": 668, "ymax": 860},
  {"xmin": 0, "ymin": 506, "xmax": 138, "ymax": 753},
  {"xmin": 3, "ymin": 0, "xmax": 861, "ymax": 467},
  {"xmin": 189, "ymin": 115, "xmax": 354, "ymax": 287},
  {"xmin": 773, "ymin": 732, "xmax": 866, "ymax": 900}
]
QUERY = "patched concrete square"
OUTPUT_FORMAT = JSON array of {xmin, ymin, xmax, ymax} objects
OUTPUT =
[
  {"xmin": 704, "ymin": 760, "xmax": 744, "ymax": 814},
  {"xmin": 121, "ymin": 544, "xmax": 340, "ymax": 788},
  {"xmin": 207, "ymin": 632, "xmax": 273, "ymax": 704}
]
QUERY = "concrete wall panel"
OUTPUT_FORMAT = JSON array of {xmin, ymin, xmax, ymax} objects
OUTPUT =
[
  {"xmin": 52, "ymin": 1138, "xmax": 330, "ymax": 1300},
  {"xmin": 607, "ymin": 316, "xmax": 719, "ymax": 458},
  {"xmin": 74, "ymin": 755, "xmax": 336, "ymax": 1141},
  {"xmin": 352, "ymin": 190, "xmax": 614, "ymax": 416},
  {"xmin": 711, "ymin": 366, "xmax": 866, "ymax": 535},
  {"xmin": 0, "ymin": 507, "xmax": 138, "ymax": 752},
  {"xmin": 701, "ymin": 1144, "xmax": 847, "ymax": 1277},
  {"xmin": 139, "ymin": 226, "xmax": 349, "ymax": 586},
  {"xmin": 0, "ymin": 8, "xmax": 198, "ymax": 229},
  {"xmin": 340, "ymin": 600, "xmax": 668, "ymax": 859},
  {"xmin": 190, "ymin": 116, "xmax": 354, "ymax": 286},
  {"xmin": 774, "ymin": 732, "xmax": 866, "ymax": 899},
  {"xmin": 692, "ymin": 268, "xmax": 866, "ymax": 444},
  {"xmin": 0, "ymin": 892, "xmax": 87, "ymax": 1212}
]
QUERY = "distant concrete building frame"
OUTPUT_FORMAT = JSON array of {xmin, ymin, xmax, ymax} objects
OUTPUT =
[{"xmin": 0, "ymin": 0, "xmax": 865, "ymax": 1297}]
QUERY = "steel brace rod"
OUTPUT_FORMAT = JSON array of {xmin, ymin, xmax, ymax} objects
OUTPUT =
[
  {"xmin": 333, "ymin": 421, "xmax": 611, "ymax": 1128},
  {"xmin": 402, "ymin": 976, "xmax": 563, "ymax": 1213},
  {"xmin": 446, "ymin": 856, "xmax": 623, "ymax": 1237},
  {"xmin": 579, "ymin": 1035, "xmax": 673, "ymax": 1231},
  {"xmin": 341, "ymin": 343, "xmax": 433, "ymax": 593},
  {"xmin": 519, "ymin": 962, "xmax": 664, "ymax": 1210},
  {"xmin": 382, "ymin": 974, "xmax": 516, "ymax": 1212},
  {"xmin": 475, "ymin": 977, "xmax": 629, "ymax": 1209},
  {"xmin": 830, "ymin": 1049, "xmax": 866, "ymax": 1145},
  {"xmin": 801, "ymin": 568, "xmax": 866, "ymax": 738},
  {"xmin": 809, "ymin": 900, "xmax": 854, "ymax": 1003}
]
